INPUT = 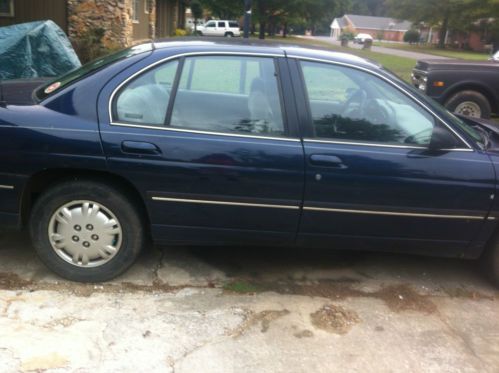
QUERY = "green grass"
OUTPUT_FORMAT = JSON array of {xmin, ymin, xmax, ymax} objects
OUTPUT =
[
  {"xmin": 373, "ymin": 42, "xmax": 490, "ymax": 61},
  {"xmin": 270, "ymin": 36, "xmax": 417, "ymax": 82}
]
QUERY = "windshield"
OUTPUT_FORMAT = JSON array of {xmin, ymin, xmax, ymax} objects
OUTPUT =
[
  {"xmin": 380, "ymin": 67, "xmax": 484, "ymax": 147},
  {"xmin": 35, "ymin": 44, "xmax": 153, "ymax": 101}
]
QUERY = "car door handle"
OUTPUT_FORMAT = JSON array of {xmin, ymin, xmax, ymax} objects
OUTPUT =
[
  {"xmin": 121, "ymin": 141, "xmax": 161, "ymax": 155},
  {"xmin": 310, "ymin": 154, "xmax": 347, "ymax": 168}
]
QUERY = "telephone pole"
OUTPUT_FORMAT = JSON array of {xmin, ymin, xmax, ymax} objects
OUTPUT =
[{"xmin": 243, "ymin": 0, "xmax": 252, "ymax": 39}]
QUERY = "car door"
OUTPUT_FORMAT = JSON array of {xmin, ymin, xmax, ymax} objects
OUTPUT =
[
  {"xmin": 217, "ymin": 21, "xmax": 227, "ymax": 36},
  {"xmin": 98, "ymin": 52, "xmax": 304, "ymax": 244},
  {"xmin": 203, "ymin": 21, "xmax": 216, "ymax": 36},
  {"xmin": 290, "ymin": 58, "xmax": 495, "ymax": 252}
]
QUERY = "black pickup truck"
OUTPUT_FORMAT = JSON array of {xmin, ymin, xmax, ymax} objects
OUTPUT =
[{"xmin": 412, "ymin": 59, "xmax": 499, "ymax": 119}]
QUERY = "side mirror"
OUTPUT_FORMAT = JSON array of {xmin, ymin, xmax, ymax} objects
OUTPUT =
[{"xmin": 429, "ymin": 126, "xmax": 459, "ymax": 151}]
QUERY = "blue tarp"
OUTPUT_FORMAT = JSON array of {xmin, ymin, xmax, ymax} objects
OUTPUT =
[{"xmin": 0, "ymin": 20, "xmax": 81, "ymax": 80}]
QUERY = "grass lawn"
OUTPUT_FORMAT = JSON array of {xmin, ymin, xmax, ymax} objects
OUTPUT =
[
  {"xmin": 373, "ymin": 42, "xmax": 490, "ymax": 61},
  {"xmin": 268, "ymin": 36, "xmax": 417, "ymax": 82}
]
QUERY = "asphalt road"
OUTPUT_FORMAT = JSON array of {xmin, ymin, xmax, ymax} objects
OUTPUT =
[
  {"xmin": 302, "ymin": 36, "xmax": 451, "ymax": 60},
  {"xmin": 0, "ymin": 231, "xmax": 498, "ymax": 372}
]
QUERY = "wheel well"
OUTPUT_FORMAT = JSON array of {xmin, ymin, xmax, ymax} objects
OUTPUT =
[
  {"xmin": 443, "ymin": 84, "xmax": 497, "ymax": 113},
  {"xmin": 20, "ymin": 169, "xmax": 150, "ymax": 230}
]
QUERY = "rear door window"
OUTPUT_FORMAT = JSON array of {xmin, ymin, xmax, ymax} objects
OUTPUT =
[{"xmin": 172, "ymin": 56, "xmax": 285, "ymax": 136}]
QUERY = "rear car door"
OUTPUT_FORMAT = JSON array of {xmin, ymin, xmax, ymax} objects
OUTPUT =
[
  {"xmin": 98, "ymin": 52, "xmax": 304, "ymax": 244},
  {"xmin": 290, "ymin": 58, "xmax": 495, "ymax": 253}
]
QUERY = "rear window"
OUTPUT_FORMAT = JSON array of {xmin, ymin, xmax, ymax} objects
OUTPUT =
[
  {"xmin": 229, "ymin": 22, "xmax": 239, "ymax": 28},
  {"xmin": 35, "ymin": 44, "xmax": 152, "ymax": 101}
]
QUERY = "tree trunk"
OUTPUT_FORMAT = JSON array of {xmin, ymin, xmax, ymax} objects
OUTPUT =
[
  {"xmin": 259, "ymin": 21, "xmax": 266, "ymax": 39},
  {"xmin": 438, "ymin": 15, "xmax": 449, "ymax": 49},
  {"xmin": 283, "ymin": 22, "xmax": 288, "ymax": 38}
]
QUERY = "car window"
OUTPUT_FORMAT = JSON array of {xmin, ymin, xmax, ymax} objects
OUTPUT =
[
  {"xmin": 301, "ymin": 61, "xmax": 437, "ymax": 146},
  {"xmin": 114, "ymin": 60, "xmax": 178, "ymax": 126},
  {"xmin": 218, "ymin": 21, "xmax": 225, "ymax": 28},
  {"xmin": 171, "ymin": 56, "xmax": 285, "ymax": 136},
  {"xmin": 229, "ymin": 22, "xmax": 239, "ymax": 28},
  {"xmin": 206, "ymin": 21, "xmax": 215, "ymax": 28}
]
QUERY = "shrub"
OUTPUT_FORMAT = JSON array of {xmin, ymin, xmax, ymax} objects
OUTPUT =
[
  {"xmin": 173, "ymin": 28, "xmax": 188, "ymax": 37},
  {"xmin": 404, "ymin": 29, "xmax": 421, "ymax": 44}
]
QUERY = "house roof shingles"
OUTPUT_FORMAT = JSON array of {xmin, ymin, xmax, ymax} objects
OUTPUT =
[{"xmin": 343, "ymin": 14, "xmax": 412, "ymax": 31}]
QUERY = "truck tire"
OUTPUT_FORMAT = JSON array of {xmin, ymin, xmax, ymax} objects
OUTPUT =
[
  {"xmin": 481, "ymin": 235, "xmax": 499, "ymax": 288},
  {"xmin": 224, "ymin": 32, "xmax": 234, "ymax": 38},
  {"xmin": 29, "ymin": 180, "xmax": 145, "ymax": 282},
  {"xmin": 445, "ymin": 90, "xmax": 492, "ymax": 119}
]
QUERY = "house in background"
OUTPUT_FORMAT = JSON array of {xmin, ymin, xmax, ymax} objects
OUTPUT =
[
  {"xmin": 0, "ymin": 0, "xmax": 185, "ymax": 47},
  {"xmin": 330, "ymin": 14, "xmax": 412, "ymax": 42}
]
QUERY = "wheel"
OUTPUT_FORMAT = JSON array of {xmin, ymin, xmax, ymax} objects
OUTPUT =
[
  {"xmin": 195, "ymin": 31, "xmax": 203, "ymax": 36},
  {"xmin": 29, "ymin": 180, "xmax": 145, "ymax": 282},
  {"xmin": 445, "ymin": 90, "xmax": 492, "ymax": 119},
  {"xmin": 481, "ymin": 235, "xmax": 499, "ymax": 288},
  {"xmin": 224, "ymin": 32, "xmax": 234, "ymax": 38}
]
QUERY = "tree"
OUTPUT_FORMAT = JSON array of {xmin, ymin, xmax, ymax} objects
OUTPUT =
[
  {"xmin": 199, "ymin": 0, "xmax": 243, "ymax": 20},
  {"xmin": 404, "ymin": 29, "xmax": 421, "ymax": 44},
  {"xmin": 386, "ymin": 0, "xmax": 493, "ymax": 49},
  {"xmin": 190, "ymin": 0, "xmax": 203, "ymax": 33}
]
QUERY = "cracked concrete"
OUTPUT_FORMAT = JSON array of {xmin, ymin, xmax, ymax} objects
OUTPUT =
[{"xmin": 0, "ymin": 231, "xmax": 498, "ymax": 372}]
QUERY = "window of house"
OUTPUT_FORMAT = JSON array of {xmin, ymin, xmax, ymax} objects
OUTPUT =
[
  {"xmin": 114, "ymin": 60, "xmax": 179, "ymax": 126},
  {"xmin": 171, "ymin": 56, "xmax": 285, "ymax": 136},
  {"xmin": 131, "ymin": 0, "xmax": 140, "ymax": 22},
  {"xmin": 300, "ymin": 61, "xmax": 437, "ymax": 146},
  {"xmin": 0, "ymin": 0, "xmax": 14, "ymax": 17}
]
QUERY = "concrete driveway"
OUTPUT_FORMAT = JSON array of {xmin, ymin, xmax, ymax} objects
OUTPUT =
[
  {"xmin": 0, "ymin": 231, "xmax": 498, "ymax": 372},
  {"xmin": 301, "ymin": 36, "xmax": 451, "ymax": 60}
]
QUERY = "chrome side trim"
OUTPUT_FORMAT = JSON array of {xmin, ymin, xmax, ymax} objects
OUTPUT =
[
  {"xmin": 288, "ymin": 55, "xmax": 474, "ymax": 150},
  {"xmin": 303, "ymin": 206, "xmax": 484, "ymax": 220},
  {"xmin": 0, "ymin": 185, "xmax": 14, "ymax": 190},
  {"xmin": 304, "ymin": 138, "xmax": 472, "ymax": 151},
  {"xmin": 110, "ymin": 122, "xmax": 301, "ymax": 142},
  {"xmin": 151, "ymin": 196, "xmax": 300, "ymax": 210}
]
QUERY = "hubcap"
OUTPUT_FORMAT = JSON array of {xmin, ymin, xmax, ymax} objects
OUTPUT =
[
  {"xmin": 48, "ymin": 201, "xmax": 122, "ymax": 268},
  {"xmin": 454, "ymin": 101, "xmax": 482, "ymax": 118}
]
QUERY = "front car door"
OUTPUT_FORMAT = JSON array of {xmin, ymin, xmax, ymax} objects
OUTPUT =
[
  {"xmin": 98, "ymin": 49, "xmax": 304, "ymax": 244},
  {"xmin": 203, "ymin": 21, "xmax": 217, "ymax": 36},
  {"xmin": 290, "ymin": 57, "xmax": 495, "ymax": 255}
]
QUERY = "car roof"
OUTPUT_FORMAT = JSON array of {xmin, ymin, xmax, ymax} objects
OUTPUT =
[{"xmin": 151, "ymin": 38, "xmax": 381, "ymax": 70}]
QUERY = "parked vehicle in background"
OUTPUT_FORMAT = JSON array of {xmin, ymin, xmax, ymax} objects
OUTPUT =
[
  {"xmin": 491, "ymin": 51, "xmax": 499, "ymax": 61},
  {"xmin": 2, "ymin": 40, "xmax": 499, "ymax": 288},
  {"xmin": 412, "ymin": 59, "xmax": 499, "ymax": 119},
  {"xmin": 353, "ymin": 33, "xmax": 373, "ymax": 44},
  {"xmin": 196, "ymin": 20, "xmax": 241, "ymax": 37}
]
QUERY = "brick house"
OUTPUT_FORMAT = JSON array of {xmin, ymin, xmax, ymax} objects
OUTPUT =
[
  {"xmin": 0, "ymin": 0, "xmax": 185, "ymax": 47},
  {"xmin": 330, "ymin": 14, "xmax": 412, "ymax": 42}
]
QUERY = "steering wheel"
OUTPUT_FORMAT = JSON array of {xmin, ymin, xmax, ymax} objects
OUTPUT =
[
  {"xmin": 342, "ymin": 89, "xmax": 367, "ymax": 120},
  {"xmin": 364, "ymin": 98, "xmax": 392, "ymax": 125}
]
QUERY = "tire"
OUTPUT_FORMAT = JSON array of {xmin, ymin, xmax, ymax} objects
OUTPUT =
[
  {"xmin": 29, "ymin": 180, "xmax": 145, "ymax": 282},
  {"xmin": 445, "ymin": 90, "xmax": 492, "ymax": 119},
  {"xmin": 481, "ymin": 236, "xmax": 499, "ymax": 288},
  {"xmin": 196, "ymin": 31, "xmax": 203, "ymax": 36},
  {"xmin": 225, "ymin": 32, "xmax": 234, "ymax": 38}
]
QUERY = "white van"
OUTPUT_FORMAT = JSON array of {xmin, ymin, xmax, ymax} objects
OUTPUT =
[{"xmin": 196, "ymin": 20, "xmax": 241, "ymax": 37}]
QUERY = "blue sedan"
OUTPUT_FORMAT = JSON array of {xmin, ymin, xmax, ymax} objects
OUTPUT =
[{"xmin": 1, "ymin": 40, "xmax": 499, "ymax": 285}]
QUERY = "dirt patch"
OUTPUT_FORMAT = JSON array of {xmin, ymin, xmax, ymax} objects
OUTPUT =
[
  {"xmin": 293, "ymin": 329, "xmax": 314, "ymax": 338},
  {"xmin": 0, "ymin": 272, "xmax": 188, "ymax": 297},
  {"xmin": 222, "ymin": 278, "xmax": 440, "ymax": 314},
  {"xmin": 443, "ymin": 287, "xmax": 496, "ymax": 301},
  {"xmin": 310, "ymin": 304, "xmax": 360, "ymax": 335},
  {"xmin": 374, "ymin": 285, "xmax": 437, "ymax": 314},
  {"xmin": 227, "ymin": 309, "xmax": 290, "ymax": 338}
]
